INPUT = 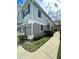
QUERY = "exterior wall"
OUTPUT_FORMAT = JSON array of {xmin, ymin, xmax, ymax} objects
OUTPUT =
[
  {"xmin": 33, "ymin": 23, "xmax": 47, "ymax": 37},
  {"xmin": 47, "ymin": 19, "xmax": 54, "ymax": 29},
  {"xmin": 22, "ymin": 2, "xmax": 31, "ymax": 23},
  {"xmin": 17, "ymin": 5, "xmax": 23, "ymax": 24},
  {"xmin": 23, "ymin": 14, "xmax": 31, "ymax": 22},
  {"xmin": 17, "ymin": 0, "xmax": 54, "ymax": 39},
  {"xmin": 33, "ymin": 5, "xmax": 47, "ymax": 24},
  {"xmin": 22, "ymin": 1, "xmax": 34, "ymax": 38},
  {"xmin": 17, "ymin": 0, "xmax": 32, "ymax": 36},
  {"xmin": 17, "ymin": 25, "xmax": 24, "ymax": 36},
  {"xmin": 17, "ymin": 5, "xmax": 23, "ymax": 36},
  {"xmin": 32, "ymin": 4, "xmax": 54, "ymax": 29}
]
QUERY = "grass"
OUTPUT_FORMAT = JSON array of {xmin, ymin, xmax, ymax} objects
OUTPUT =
[
  {"xmin": 57, "ymin": 30, "xmax": 61, "ymax": 59},
  {"xmin": 22, "ymin": 36, "xmax": 51, "ymax": 52},
  {"xmin": 57, "ymin": 41, "xmax": 61, "ymax": 59}
]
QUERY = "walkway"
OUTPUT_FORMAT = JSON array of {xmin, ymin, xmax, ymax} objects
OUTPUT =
[{"xmin": 17, "ymin": 32, "xmax": 60, "ymax": 59}]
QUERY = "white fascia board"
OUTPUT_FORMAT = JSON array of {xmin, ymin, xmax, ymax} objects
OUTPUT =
[{"xmin": 28, "ymin": 20, "xmax": 46, "ymax": 25}]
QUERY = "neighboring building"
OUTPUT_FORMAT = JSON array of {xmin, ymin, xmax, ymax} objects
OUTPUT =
[{"xmin": 17, "ymin": 0, "xmax": 54, "ymax": 40}]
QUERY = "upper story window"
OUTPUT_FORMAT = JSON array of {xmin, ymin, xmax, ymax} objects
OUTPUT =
[
  {"xmin": 23, "ymin": 4, "xmax": 30, "ymax": 18},
  {"xmin": 28, "ymin": 4, "xmax": 30, "ymax": 13},
  {"xmin": 38, "ymin": 10, "xmax": 41, "ymax": 18}
]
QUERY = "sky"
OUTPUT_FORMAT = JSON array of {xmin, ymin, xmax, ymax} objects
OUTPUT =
[
  {"xmin": 17, "ymin": 0, "xmax": 23, "ymax": 5},
  {"xmin": 17, "ymin": 0, "xmax": 61, "ymax": 20}
]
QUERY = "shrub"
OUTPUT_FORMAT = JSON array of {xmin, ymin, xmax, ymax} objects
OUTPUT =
[
  {"xmin": 18, "ymin": 35, "xmax": 27, "ymax": 44},
  {"xmin": 44, "ymin": 30, "xmax": 54, "ymax": 37},
  {"xmin": 54, "ymin": 29, "xmax": 57, "ymax": 31},
  {"xmin": 53, "ymin": 27, "xmax": 61, "ymax": 32}
]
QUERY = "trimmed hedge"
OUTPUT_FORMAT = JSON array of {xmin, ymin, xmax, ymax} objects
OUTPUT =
[
  {"xmin": 18, "ymin": 35, "xmax": 27, "ymax": 44},
  {"xmin": 44, "ymin": 30, "xmax": 54, "ymax": 36}
]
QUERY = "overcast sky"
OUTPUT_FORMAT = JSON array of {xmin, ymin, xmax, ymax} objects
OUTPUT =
[{"xmin": 17, "ymin": 0, "xmax": 61, "ymax": 20}]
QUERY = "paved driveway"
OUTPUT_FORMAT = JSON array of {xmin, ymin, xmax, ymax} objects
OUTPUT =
[{"xmin": 17, "ymin": 32, "xmax": 60, "ymax": 59}]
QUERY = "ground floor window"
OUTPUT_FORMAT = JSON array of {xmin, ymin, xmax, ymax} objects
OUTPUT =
[
  {"xmin": 17, "ymin": 27, "xmax": 21, "ymax": 33},
  {"xmin": 41, "ymin": 25, "xmax": 43, "ymax": 31}
]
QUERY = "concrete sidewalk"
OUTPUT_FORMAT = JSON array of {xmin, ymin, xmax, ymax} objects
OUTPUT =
[{"xmin": 17, "ymin": 32, "xmax": 60, "ymax": 59}]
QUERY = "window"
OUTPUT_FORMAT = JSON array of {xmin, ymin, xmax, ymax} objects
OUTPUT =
[
  {"xmin": 23, "ymin": 4, "xmax": 30, "ymax": 18},
  {"xmin": 17, "ymin": 27, "xmax": 21, "ymax": 33},
  {"xmin": 41, "ymin": 25, "xmax": 43, "ymax": 31},
  {"xmin": 23, "ymin": 11, "xmax": 25, "ymax": 18},
  {"xmin": 38, "ymin": 10, "xmax": 41, "ymax": 18},
  {"xmin": 47, "ymin": 24, "xmax": 50, "ymax": 30},
  {"xmin": 28, "ymin": 4, "xmax": 30, "ymax": 13}
]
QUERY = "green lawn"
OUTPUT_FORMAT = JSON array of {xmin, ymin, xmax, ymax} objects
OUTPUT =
[
  {"xmin": 22, "ymin": 36, "xmax": 51, "ymax": 52},
  {"xmin": 57, "ymin": 42, "xmax": 61, "ymax": 59}
]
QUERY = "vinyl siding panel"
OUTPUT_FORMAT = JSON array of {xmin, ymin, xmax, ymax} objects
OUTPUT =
[
  {"xmin": 33, "ymin": 23, "xmax": 47, "ymax": 37},
  {"xmin": 33, "ymin": 4, "xmax": 54, "ymax": 29}
]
